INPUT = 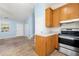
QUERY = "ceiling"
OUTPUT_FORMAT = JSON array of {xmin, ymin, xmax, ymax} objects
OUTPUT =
[
  {"xmin": 45, "ymin": 3, "xmax": 66, "ymax": 9},
  {"xmin": 0, "ymin": 3, "xmax": 35, "ymax": 22},
  {"xmin": 0, "ymin": 3, "xmax": 66, "ymax": 22},
  {"xmin": 51, "ymin": 3, "xmax": 67, "ymax": 9}
]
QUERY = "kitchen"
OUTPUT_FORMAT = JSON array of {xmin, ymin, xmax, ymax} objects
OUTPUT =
[{"xmin": 35, "ymin": 3, "xmax": 79, "ymax": 56}]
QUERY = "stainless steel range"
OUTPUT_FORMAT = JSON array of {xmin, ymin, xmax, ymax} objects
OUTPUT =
[{"xmin": 59, "ymin": 28, "xmax": 79, "ymax": 56}]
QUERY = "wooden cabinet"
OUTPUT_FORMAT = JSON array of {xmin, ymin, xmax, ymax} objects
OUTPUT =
[
  {"xmin": 45, "ymin": 4, "xmax": 79, "ymax": 27},
  {"xmin": 46, "ymin": 36, "xmax": 55, "ymax": 55},
  {"xmin": 53, "ymin": 34, "xmax": 59, "ymax": 49},
  {"xmin": 60, "ymin": 5, "xmax": 69, "ymax": 21},
  {"xmin": 53, "ymin": 9, "xmax": 60, "ymax": 27},
  {"xmin": 45, "ymin": 7, "xmax": 53, "ymax": 27},
  {"xmin": 35, "ymin": 36, "xmax": 46, "ymax": 55},
  {"xmin": 60, "ymin": 3, "xmax": 79, "ymax": 21},
  {"xmin": 35, "ymin": 35, "xmax": 55, "ymax": 56},
  {"xmin": 45, "ymin": 7, "xmax": 60, "ymax": 27}
]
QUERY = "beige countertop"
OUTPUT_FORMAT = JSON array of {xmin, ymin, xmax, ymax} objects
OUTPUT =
[{"xmin": 35, "ymin": 33, "xmax": 58, "ymax": 37}]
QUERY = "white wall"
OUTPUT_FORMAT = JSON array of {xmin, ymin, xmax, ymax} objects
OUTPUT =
[{"xmin": 35, "ymin": 4, "xmax": 46, "ymax": 35}]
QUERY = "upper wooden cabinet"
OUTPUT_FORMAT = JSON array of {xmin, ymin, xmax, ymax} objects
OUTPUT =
[
  {"xmin": 53, "ymin": 9, "xmax": 60, "ymax": 27},
  {"xmin": 60, "ymin": 3, "xmax": 79, "ymax": 21},
  {"xmin": 45, "ymin": 7, "xmax": 60, "ymax": 27},
  {"xmin": 45, "ymin": 7, "xmax": 53, "ymax": 27},
  {"xmin": 45, "ymin": 4, "xmax": 79, "ymax": 27}
]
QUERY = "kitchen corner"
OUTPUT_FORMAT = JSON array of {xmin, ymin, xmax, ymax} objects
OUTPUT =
[
  {"xmin": 35, "ymin": 27, "xmax": 60, "ymax": 56},
  {"xmin": 35, "ymin": 3, "xmax": 79, "ymax": 56}
]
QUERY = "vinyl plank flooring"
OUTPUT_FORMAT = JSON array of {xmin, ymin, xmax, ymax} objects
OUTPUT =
[{"xmin": 0, "ymin": 37, "xmax": 65, "ymax": 56}]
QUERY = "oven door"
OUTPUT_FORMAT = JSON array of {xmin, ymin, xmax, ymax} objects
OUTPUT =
[{"xmin": 59, "ymin": 37, "xmax": 79, "ymax": 48}]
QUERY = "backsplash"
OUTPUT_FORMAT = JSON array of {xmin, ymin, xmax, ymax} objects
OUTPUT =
[
  {"xmin": 40, "ymin": 27, "xmax": 61, "ymax": 35},
  {"xmin": 46, "ymin": 27, "xmax": 61, "ymax": 33},
  {"xmin": 61, "ymin": 21, "xmax": 79, "ymax": 29}
]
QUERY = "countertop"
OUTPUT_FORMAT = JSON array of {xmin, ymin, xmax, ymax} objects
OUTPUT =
[{"xmin": 35, "ymin": 33, "xmax": 58, "ymax": 37}]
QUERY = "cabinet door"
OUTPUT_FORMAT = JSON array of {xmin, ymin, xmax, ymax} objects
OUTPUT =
[
  {"xmin": 60, "ymin": 4, "xmax": 79, "ymax": 21},
  {"xmin": 46, "ymin": 36, "xmax": 52, "ymax": 55},
  {"xmin": 68, "ymin": 4, "xmax": 79, "ymax": 19},
  {"xmin": 35, "ymin": 35, "xmax": 46, "ymax": 56},
  {"xmin": 51, "ymin": 36, "xmax": 55, "ymax": 51},
  {"xmin": 60, "ymin": 5, "xmax": 69, "ymax": 21},
  {"xmin": 53, "ymin": 34, "xmax": 59, "ymax": 49},
  {"xmin": 46, "ymin": 36, "xmax": 55, "ymax": 55},
  {"xmin": 53, "ymin": 9, "xmax": 60, "ymax": 27},
  {"xmin": 45, "ymin": 8, "xmax": 53, "ymax": 27}
]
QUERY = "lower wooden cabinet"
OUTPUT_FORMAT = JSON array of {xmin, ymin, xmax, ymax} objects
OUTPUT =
[
  {"xmin": 46, "ymin": 36, "xmax": 55, "ymax": 55},
  {"xmin": 35, "ymin": 35, "xmax": 46, "ymax": 55},
  {"xmin": 35, "ymin": 34, "xmax": 58, "ymax": 56},
  {"xmin": 53, "ymin": 34, "xmax": 59, "ymax": 49}
]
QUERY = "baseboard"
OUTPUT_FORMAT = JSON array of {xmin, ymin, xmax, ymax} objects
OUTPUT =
[{"xmin": 0, "ymin": 36, "xmax": 26, "ymax": 40}]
